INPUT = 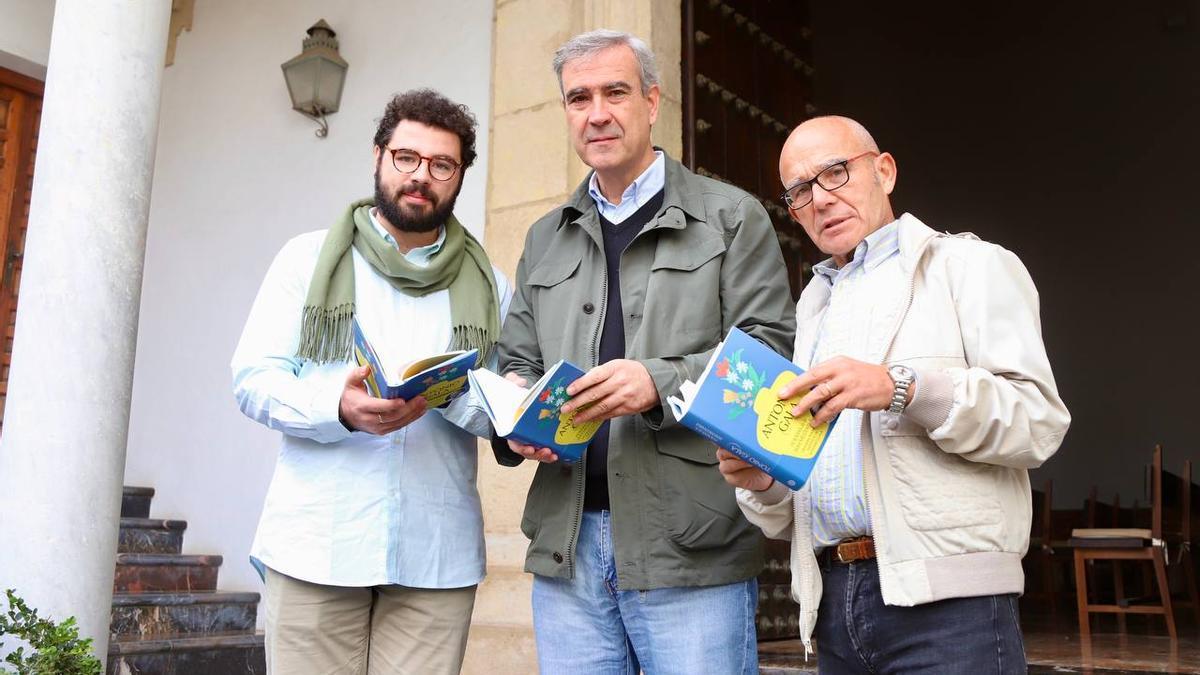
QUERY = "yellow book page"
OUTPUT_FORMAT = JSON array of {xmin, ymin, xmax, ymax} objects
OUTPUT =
[
  {"xmin": 401, "ymin": 352, "xmax": 463, "ymax": 379},
  {"xmin": 751, "ymin": 372, "xmax": 829, "ymax": 459}
]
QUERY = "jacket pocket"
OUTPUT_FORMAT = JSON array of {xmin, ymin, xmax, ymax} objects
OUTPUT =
[
  {"xmin": 655, "ymin": 432, "xmax": 754, "ymax": 550},
  {"xmin": 643, "ymin": 234, "xmax": 726, "ymax": 349},
  {"xmin": 526, "ymin": 254, "xmax": 584, "ymax": 363},
  {"xmin": 884, "ymin": 434, "xmax": 1003, "ymax": 531}
]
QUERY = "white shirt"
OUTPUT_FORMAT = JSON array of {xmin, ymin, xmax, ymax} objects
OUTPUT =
[{"xmin": 231, "ymin": 223, "xmax": 512, "ymax": 589}]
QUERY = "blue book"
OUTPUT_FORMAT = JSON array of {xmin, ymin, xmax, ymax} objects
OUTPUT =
[
  {"xmin": 668, "ymin": 327, "xmax": 837, "ymax": 490},
  {"xmin": 467, "ymin": 361, "xmax": 602, "ymax": 463},
  {"xmin": 351, "ymin": 318, "xmax": 477, "ymax": 408}
]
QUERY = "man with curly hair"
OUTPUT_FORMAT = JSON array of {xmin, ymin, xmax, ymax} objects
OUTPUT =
[{"xmin": 232, "ymin": 89, "xmax": 512, "ymax": 674}]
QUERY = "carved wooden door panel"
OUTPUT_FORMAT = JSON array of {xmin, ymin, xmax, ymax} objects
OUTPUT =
[
  {"xmin": 681, "ymin": 0, "xmax": 820, "ymax": 640},
  {"xmin": 682, "ymin": 0, "xmax": 823, "ymax": 300},
  {"xmin": 0, "ymin": 70, "xmax": 43, "ymax": 428}
]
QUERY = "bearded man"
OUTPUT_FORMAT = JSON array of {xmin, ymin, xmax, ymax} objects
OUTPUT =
[{"xmin": 232, "ymin": 89, "xmax": 511, "ymax": 675}]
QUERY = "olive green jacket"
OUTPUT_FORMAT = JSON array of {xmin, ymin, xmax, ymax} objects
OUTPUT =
[{"xmin": 495, "ymin": 154, "xmax": 796, "ymax": 589}]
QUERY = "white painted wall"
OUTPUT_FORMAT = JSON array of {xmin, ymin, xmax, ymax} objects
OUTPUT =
[
  {"xmin": 0, "ymin": 0, "xmax": 54, "ymax": 79},
  {"xmin": 123, "ymin": 0, "xmax": 496, "ymax": 605}
]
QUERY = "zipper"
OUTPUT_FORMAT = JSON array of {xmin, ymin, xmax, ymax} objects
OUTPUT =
[{"xmin": 564, "ymin": 247, "xmax": 609, "ymax": 577}]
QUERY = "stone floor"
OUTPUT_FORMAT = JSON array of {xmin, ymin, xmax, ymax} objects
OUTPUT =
[{"xmin": 757, "ymin": 611, "xmax": 1200, "ymax": 674}]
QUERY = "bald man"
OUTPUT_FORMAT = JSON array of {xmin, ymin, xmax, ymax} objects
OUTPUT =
[{"xmin": 719, "ymin": 116, "xmax": 1070, "ymax": 674}]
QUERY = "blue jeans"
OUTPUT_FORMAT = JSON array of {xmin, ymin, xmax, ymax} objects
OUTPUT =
[
  {"xmin": 531, "ymin": 510, "xmax": 759, "ymax": 675},
  {"xmin": 815, "ymin": 555, "xmax": 1026, "ymax": 674}
]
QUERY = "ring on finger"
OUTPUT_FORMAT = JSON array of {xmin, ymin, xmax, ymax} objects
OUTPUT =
[
  {"xmin": 819, "ymin": 382, "xmax": 835, "ymax": 398},
  {"xmin": 377, "ymin": 413, "xmax": 384, "ymax": 425}
]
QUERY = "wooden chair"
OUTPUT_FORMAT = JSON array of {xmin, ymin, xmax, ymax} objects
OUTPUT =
[
  {"xmin": 1024, "ymin": 480, "xmax": 1078, "ymax": 616},
  {"xmin": 1161, "ymin": 458, "xmax": 1200, "ymax": 626},
  {"xmin": 1071, "ymin": 445, "xmax": 1176, "ymax": 640}
]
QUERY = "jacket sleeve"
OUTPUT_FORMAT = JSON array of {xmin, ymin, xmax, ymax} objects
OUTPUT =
[
  {"xmin": 230, "ymin": 236, "xmax": 353, "ymax": 445},
  {"xmin": 903, "ymin": 244, "xmax": 1070, "ymax": 469},
  {"xmin": 736, "ymin": 483, "xmax": 795, "ymax": 541},
  {"xmin": 642, "ymin": 196, "xmax": 797, "ymax": 430}
]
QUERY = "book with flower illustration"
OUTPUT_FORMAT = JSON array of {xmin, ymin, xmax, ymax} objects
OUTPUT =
[
  {"xmin": 668, "ymin": 327, "xmax": 837, "ymax": 490},
  {"xmin": 467, "ymin": 361, "xmax": 603, "ymax": 462},
  {"xmin": 351, "ymin": 318, "xmax": 477, "ymax": 407}
]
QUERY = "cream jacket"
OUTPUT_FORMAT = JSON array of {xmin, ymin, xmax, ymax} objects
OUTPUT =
[{"xmin": 737, "ymin": 213, "xmax": 1070, "ymax": 650}]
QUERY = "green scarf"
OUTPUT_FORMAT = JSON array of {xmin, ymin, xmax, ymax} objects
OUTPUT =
[{"xmin": 297, "ymin": 197, "xmax": 500, "ymax": 365}]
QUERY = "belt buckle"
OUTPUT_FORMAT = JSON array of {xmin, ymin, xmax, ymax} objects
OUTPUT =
[{"xmin": 836, "ymin": 542, "xmax": 852, "ymax": 564}]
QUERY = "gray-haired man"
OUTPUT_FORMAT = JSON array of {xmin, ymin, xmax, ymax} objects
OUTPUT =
[{"xmin": 492, "ymin": 29, "xmax": 796, "ymax": 674}]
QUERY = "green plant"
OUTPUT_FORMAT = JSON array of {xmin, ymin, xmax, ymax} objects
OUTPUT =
[{"xmin": 0, "ymin": 589, "xmax": 102, "ymax": 675}]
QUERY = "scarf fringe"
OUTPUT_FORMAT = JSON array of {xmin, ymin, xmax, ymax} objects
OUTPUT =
[
  {"xmin": 297, "ymin": 304, "xmax": 355, "ymax": 363},
  {"xmin": 451, "ymin": 324, "xmax": 496, "ymax": 366}
]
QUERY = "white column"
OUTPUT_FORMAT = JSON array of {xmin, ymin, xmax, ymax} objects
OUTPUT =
[{"xmin": 0, "ymin": 0, "xmax": 171, "ymax": 664}]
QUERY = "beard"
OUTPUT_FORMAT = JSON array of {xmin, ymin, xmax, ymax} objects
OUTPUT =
[{"xmin": 373, "ymin": 166, "xmax": 461, "ymax": 233}]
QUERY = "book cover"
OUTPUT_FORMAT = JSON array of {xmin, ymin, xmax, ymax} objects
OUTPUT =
[
  {"xmin": 668, "ymin": 327, "xmax": 837, "ymax": 490},
  {"xmin": 351, "ymin": 318, "xmax": 477, "ymax": 408},
  {"xmin": 468, "ymin": 361, "xmax": 603, "ymax": 463}
]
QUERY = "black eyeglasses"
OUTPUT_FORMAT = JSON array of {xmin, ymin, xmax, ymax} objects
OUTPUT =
[
  {"xmin": 781, "ymin": 151, "xmax": 878, "ymax": 210},
  {"xmin": 386, "ymin": 148, "xmax": 461, "ymax": 181}
]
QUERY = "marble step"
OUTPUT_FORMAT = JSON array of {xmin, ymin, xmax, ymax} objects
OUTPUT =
[
  {"xmin": 121, "ymin": 486, "xmax": 154, "ymax": 519},
  {"xmin": 110, "ymin": 591, "xmax": 259, "ymax": 639},
  {"xmin": 107, "ymin": 631, "xmax": 265, "ymax": 675},
  {"xmin": 114, "ymin": 554, "xmax": 222, "ymax": 593},
  {"xmin": 118, "ymin": 518, "xmax": 187, "ymax": 554}
]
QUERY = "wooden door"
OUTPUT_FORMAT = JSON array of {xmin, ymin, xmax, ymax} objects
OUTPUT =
[
  {"xmin": 681, "ymin": 0, "xmax": 819, "ymax": 641},
  {"xmin": 0, "ymin": 69, "xmax": 44, "ymax": 427},
  {"xmin": 682, "ymin": 0, "xmax": 822, "ymax": 299}
]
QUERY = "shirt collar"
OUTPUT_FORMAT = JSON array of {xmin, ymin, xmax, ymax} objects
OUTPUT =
[
  {"xmin": 368, "ymin": 207, "xmax": 446, "ymax": 267},
  {"xmin": 812, "ymin": 218, "xmax": 902, "ymax": 284},
  {"xmin": 587, "ymin": 150, "xmax": 665, "ymax": 211}
]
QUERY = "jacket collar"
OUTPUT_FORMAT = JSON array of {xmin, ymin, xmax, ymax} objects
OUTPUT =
[
  {"xmin": 894, "ymin": 212, "xmax": 940, "ymax": 273},
  {"xmin": 556, "ymin": 150, "xmax": 707, "ymax": 238}
]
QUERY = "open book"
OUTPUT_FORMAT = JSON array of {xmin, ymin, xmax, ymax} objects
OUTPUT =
[
  {"xmin": 668, "ymin": 327, "xmax": 837, "ymax": 490},
  {"xmin": 468, "ymin": 361, "xmax": 602, "ymax": 462},
  {"xmin": 351, "ymin": 318, "xmax": 477, "ymax": 408}
]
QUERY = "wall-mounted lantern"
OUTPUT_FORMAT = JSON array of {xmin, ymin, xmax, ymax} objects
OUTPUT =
[{"xmin": 281, "ymin": 20, "xmax": 348, "ymax": 138}]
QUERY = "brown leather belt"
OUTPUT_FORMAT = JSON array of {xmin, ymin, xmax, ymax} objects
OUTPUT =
[{"xmin": 828, "ymin": 536, "xmax": 876, "ymax": 564}]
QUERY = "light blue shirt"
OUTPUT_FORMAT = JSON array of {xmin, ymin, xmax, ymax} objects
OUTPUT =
[
  {"xmin": 368, "ymin": 207, "xmax": 446, "ymax": 265},
  {"xmin": 232, "ymin": 226, "xmax": 512, "ymax": 588},
  {"xmin": 587, "ymin": 151, "xmax": 665, "ymax": 223},
  {"xmin": 806, "ymin": 220, "xmax": 901, "ymax": 549}
]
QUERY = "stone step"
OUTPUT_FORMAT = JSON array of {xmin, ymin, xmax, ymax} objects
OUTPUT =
[
  {"xmin": 107, "ymin": 631, "xmax": 265, "ymax": 675},
  {"xmin": 472, "ymin": 566, "xmax": 533, "ymax": 625},
  {"xmin": 110, "ymin": 591, "xmax": 259, "ymax": 639},
  {"xmin": 121, "ymin": 486, "xmax": 154, "ymax": 519},
  {"xmin": 118, "ymin": 518, "xmax": 187, "ymax": 554},
  {"xmin": 461, "ymin": 621, "xmax": 537, "ymax": 675},
  {"xmin": 114, "ymin": 554, "xmax": 221, "ymax": 593}
]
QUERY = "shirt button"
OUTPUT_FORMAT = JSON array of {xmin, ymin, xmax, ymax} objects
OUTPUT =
[
  {"xmin": 553, "ymin": 552, "xmax": 564, "ymax": 563},
  {"xmin": 885, "ymin": 418, "xmax": 899, "ymax": 431},
  {"xmin": 582, "ymin": 302, "xmax": 595, "ymax": 315}
]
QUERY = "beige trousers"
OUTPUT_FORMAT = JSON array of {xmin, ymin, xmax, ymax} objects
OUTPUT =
[{"xmin": 264, "ymin": 568, "xmax": 477, "ymax": 675}]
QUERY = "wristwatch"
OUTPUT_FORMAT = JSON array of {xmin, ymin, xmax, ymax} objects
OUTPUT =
[{"xmin": 887, "ymin": 365, "xmax": 916, "ymax": 414}]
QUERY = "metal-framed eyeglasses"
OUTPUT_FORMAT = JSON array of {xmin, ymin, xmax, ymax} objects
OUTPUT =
[
  {"xmin": 386, "ymin": 147, "xmax": 461, "ymax": 181},
  {"xmin": 781, "ymin": 151, "xmax": 878, "ymax": 210}
]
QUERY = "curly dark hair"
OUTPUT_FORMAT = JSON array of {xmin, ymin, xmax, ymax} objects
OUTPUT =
[{"xmin": 373, "ymin": 89, "xmax": 478, "ymax": 170}]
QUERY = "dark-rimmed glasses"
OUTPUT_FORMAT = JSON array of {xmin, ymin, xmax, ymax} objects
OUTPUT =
[
  {"xmin": 781, "ymin": 151, "xmax": 878, "ymax": 210},
  {"xmin": 386, "ymin": 148, "xmax": 461, "ymax": 181}
]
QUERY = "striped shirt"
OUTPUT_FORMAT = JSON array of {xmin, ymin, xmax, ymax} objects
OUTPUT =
[{"xmin": 806, "ymin": 220, "xmax": 901, "ymax": 549}]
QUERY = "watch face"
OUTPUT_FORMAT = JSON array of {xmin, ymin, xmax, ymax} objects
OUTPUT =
[{"xmin": 889, "ymin": 365, "xmax": 914, "ymax": 381}]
